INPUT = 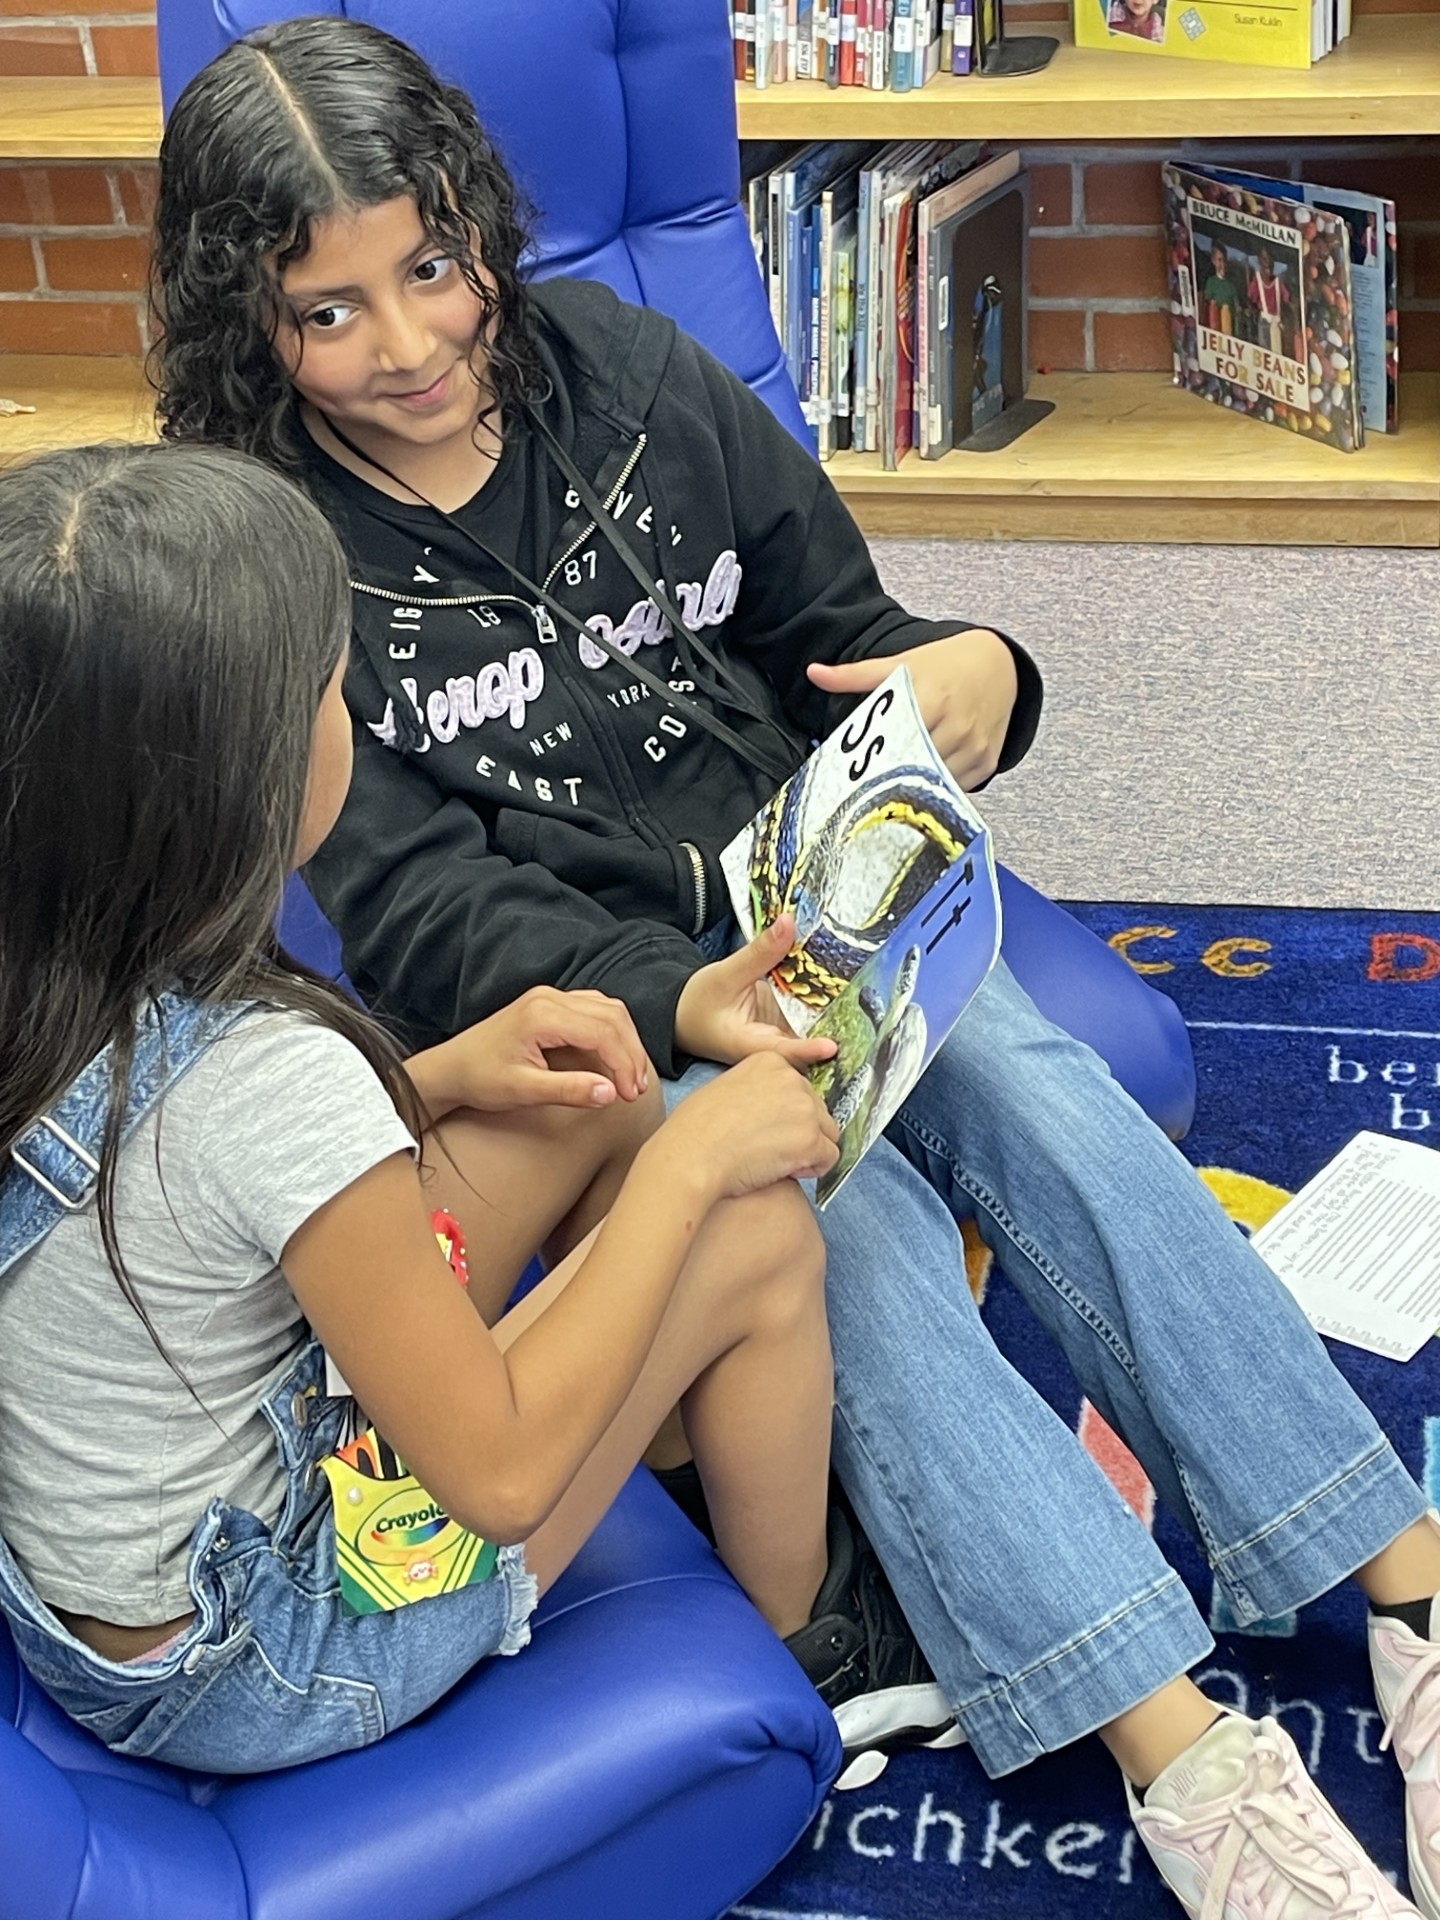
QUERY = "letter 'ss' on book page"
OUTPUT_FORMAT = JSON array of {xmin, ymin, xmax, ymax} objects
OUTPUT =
[
  {"xmin": 720, "ymin": 666, "xmax": 1001, "ymax": 1206},
  {"xmin": 1251, "ymin": 1132, "xmax": 1440, "ymax": 1362}
]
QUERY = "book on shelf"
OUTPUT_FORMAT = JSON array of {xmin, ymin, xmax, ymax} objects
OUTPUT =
[
  {"xmin": 1072, "ymin": 0, "xmax": 1350, "ymax": 71},
  {"xmin": 916, "ymin": 153, "xmax": 1026, "ymax": 458},
  {"xmin": 1174, "ymin": 163, "xmax": 1397, "ymax": 435},
  {"xmin": 772, "ymin": 143, "xmax": 878, "ymax": 429},
  {"xmin": 720, "ymin": 665, "xmax": 1001, "ymax": 1208},
  {"xmin": 859, "ymin": 142, "xmax": 984, "ymax": 465},
  {"xmin": 1163, "ymin": 161, "xmax": 1367, "ymax": 452}
]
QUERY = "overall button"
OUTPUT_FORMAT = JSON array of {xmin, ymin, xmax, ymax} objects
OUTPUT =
[{"xmin": 290, "ymin": 1391, "xmax": 310, "ymax": 1430}]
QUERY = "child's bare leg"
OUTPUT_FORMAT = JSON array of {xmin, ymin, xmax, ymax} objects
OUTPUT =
[
  {"xmin": 1354, "ymin": 1513, "xmax": 1440, "ymax": 1608},
  {"xmin": 1099, "ymin": 1676, "xmax": 1224, "ymax": 1787},
  {"xmin": 420, "ymin": 1053, "xmax": 662, "ymax": 1325},
  {"xmin": 497, "ymin": 1181, "xmax": 831, "ymax": 1638}
]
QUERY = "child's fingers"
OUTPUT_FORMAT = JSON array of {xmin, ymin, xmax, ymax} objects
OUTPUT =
[
  {"xmin": 722, "ymin": 913, "xmax": 796, "ymax": 987},
  {"xmin": 522, "ymin": 993, "xmax": 649, "ymax": 1098},
  {"xmin": 514, "ymin": 1066, "xmax": 619, "ymax": 1110}
]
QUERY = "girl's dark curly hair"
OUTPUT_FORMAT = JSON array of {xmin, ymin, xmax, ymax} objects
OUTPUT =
[{"xmin": 153, "ymin": 15, "xmax": 545, "ymax": 469}]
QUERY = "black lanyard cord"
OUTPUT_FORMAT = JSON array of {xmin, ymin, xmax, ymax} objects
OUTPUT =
[
  {"xmin": 315, "ymin": 409, "xmax": 797, "ymax": 785},
  {"xmin": 526, "ymin": 409, "xmax": 796, "ymax": 754}
]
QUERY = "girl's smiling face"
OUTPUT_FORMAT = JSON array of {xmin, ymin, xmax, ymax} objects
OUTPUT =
[{"xmin": 277, "ymin": 195, "xmax": 490, "ymax": 457}]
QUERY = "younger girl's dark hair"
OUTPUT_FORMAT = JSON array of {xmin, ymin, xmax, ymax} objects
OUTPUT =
[
  {"xmin": 0, "ymin": 442, "xmax": 421, "ymax": 1344},
  {"xmin": 153, "ymin": 15, "xmax": 545, "ymax": 468}
]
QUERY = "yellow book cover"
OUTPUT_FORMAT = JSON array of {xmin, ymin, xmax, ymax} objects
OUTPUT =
[{"xmin": 1073, "ymin": 0, "xmax": 1312, "ymax": 69}]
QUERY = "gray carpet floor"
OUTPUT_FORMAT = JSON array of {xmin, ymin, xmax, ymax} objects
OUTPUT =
[{"xmin": 870, "ymin": 540, "xmax": 1440, "ymax": 911}]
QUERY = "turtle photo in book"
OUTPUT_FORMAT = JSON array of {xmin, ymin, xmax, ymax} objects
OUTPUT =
[{"xmin": 1164, "ymin": 162, "xmax": 1363, "ymax": 451}]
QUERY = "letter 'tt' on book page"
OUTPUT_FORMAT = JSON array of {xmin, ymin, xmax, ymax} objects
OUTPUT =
[{"xmin": 1251, "ymin": 1131, "xmax": 1440, "ymax": 1362}]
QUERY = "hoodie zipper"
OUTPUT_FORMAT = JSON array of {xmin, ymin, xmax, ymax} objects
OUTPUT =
[
  {"xmin": 679, "ymin": 841, "xmax": 708, "ymax": 937},
  {"xmin": 349, "ymin": 582, "xmax": 556, "ymax": 648},
  {"xmin": 347, "ymin": 430, "xmax": 646, "ymax": 639},
  {"xmin": 542, "ymin": 433, "xmax": 647, "ymax": 596}
]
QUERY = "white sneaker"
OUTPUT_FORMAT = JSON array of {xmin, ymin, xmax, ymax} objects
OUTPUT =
[
  {"xmin": 1371, "ymin": 1604, "xmax": 1440, "ymax": 1920},
  {"xmin": 1129, "ymin": 1712, "xmax": 1420, "ymax": 1919}
]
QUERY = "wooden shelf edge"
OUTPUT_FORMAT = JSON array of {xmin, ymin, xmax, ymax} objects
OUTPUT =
[
  {"xmin": 843, "ymin": 495, "xmax": 1440, "ymax": 543},
  {"xmin": 0, "ymin": 76, "xmax": 163, "ymax": 161}
]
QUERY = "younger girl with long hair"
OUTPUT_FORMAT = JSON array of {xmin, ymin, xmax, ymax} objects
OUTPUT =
[
  {"xmin": 151, "ymin": 19, "xmax": 1440, "ymax": 1916},
  {"xmin": 0, "ymin": 441, "xmax": 843, "ymax": 1773}
]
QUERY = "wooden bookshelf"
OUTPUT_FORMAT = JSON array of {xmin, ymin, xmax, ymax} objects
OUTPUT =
[
  {"xmin": 739, "ymin": 12, "xmax": 1440, "ymax": 541},
  {"xmin": 0, "ymin": 76, "xmax": 162, "ymax": 161},
  {"xmin": 737, "ymin": 15, "xmax": 1440, "ymax": 139},
  {"xmin": 4, "ymin": 356, "xmax": 1434, "ymax": 544},
  {"xmin": 0, "ymin": 356, "xmax": 154, "ymax": 464},
  {"xmin": 829, "ymin": 372, "xmax": 1440, "ymax": 545}
]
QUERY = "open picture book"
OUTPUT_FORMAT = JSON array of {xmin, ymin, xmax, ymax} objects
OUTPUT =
[{"xmin": 721, "ymin": 666, "xmax": 1001, "ymax": 1205}]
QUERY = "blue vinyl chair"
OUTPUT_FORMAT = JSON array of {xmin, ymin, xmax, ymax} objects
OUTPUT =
[{"xmin": 0, "ymin": 8, "xmax": 1198, "ymax": 1920}]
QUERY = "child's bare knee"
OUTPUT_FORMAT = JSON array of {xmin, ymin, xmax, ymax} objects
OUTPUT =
[{"xmin": 729, "ymin": 1183, "xmax": 826, "ymax": 1301}]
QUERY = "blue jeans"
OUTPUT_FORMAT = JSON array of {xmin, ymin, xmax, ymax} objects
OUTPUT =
[
  {"xmin": 1, "ymin": 1342, "xmax": 537, "ymax": 1773},
  {"xmin": 667, "ymin": 954, "xmax": 1426, "ymax": 1777}
]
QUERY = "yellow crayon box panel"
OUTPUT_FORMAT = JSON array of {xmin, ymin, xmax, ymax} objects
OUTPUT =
[{"xmin": 321, "ymin": 1424, "xmax": 500, "ymax": 1618}]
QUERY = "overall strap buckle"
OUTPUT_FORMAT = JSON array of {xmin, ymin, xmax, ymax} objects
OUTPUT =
[{"xmin": 9, "ymin": 1114, "xmax": 102, "ymax": 1211}]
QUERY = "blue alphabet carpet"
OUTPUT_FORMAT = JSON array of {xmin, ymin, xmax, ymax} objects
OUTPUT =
[{"xmin": 734, "ymin": 901, "xmax": 1440, "ymax": 1920}]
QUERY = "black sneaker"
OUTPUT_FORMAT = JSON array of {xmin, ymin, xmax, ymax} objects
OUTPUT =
[{"xmin": 785, "ymin": 1500, "xmax": 964, "ymax": 1789}]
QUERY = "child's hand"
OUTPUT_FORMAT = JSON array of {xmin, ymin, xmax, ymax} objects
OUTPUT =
[
  {"xmin": 807, "ymin": 628, "xmax": 1018, "ymax": 790},
  {"xmin": 409, "ymin": 988, "xmax": 650, "ymax": 1115},
  {"xmin": 653, "ymin": 1053, "xmax": 840, "ymax": 1199},
  {"xmin": 675, "ymin": 916, "xmax": 839, "ymax": 1069}
]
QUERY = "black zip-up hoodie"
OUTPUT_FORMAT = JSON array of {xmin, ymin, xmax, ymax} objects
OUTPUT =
[{"xmin": 306, "ymin": 277, "xmax": 1042, "ymax": 1077}]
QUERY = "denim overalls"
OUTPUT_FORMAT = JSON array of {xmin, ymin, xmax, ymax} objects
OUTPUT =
[{"xmin": 0, "ymin": 994, "xmax": 535, "ymax": 1774}]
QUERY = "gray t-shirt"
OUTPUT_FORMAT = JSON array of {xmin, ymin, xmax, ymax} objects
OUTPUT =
[{"xmin": 0, "ymin": 1011, "xmax": 416, "ymax": 1623}]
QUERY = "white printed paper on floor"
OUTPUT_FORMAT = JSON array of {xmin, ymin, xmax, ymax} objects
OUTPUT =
[{"xmin": 1251, "ymin": 1131, "xmax": 1440, "ymax": 1362}]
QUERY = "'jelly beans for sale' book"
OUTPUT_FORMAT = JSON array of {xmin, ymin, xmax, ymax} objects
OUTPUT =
[{"xmin": 1163, "ymin": 162, "xmax": 1366, "ymax": 453}]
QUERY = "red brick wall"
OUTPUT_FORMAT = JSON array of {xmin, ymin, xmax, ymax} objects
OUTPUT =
[
  {"xmin": 1025, "ymin": 140, "xmax": 1440, "ymax": 374},
  {"xmin": 0, "ymin": 161, "xmax": 154, "ymax": 353},
  {"xmin": 0, "ymin": 2, "xmax": 157, "ymax": 76}
]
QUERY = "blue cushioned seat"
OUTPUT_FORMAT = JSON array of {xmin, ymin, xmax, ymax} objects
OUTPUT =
[{"xmin": 0, "ymin": 6, "xmax": 1197, "ymax": 1918}]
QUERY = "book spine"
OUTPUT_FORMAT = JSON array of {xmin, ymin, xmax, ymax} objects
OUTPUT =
[
  {"xmin": 825, "ymin": 0, "xmax": 842, "ymax": 82},
  {"xmin": 733, "ymin": 2, "xmax": 746, "ymax": 79},
  {"xmin": 784, "ymin": 202, "xmax": 804, "ymax": 392},
  {"xmin": 755, "ymin": 1, "xmax": 770, "ymax": 86},
  {"xmin": 835, "ymin": 239, "xmax": 854, "ymax": 450},
  {"xmin": 951, "ymin": 0, "xmax": 974, "ymax": 72},
  {"xmin": 839, "ymin": 0, "xmax": 858, "ymax": 83},
  {"xmin": 869, "ymin": 0, "xmax": 890, "ymax": 85},
  {"xmin": 769, "ymin": 0, "xmax": 787, "ymax": 81},
  {"xmin": 891, "ymin": 0, "xmax": 914, "ymax": 88},
  {"xmin": 768, "ymin": 173, "xmax": 785, "ymax": 340},
  {"xmin": 941, "ymin": 0, "xmax": 954, "ymax": 69},
  {"xmin": 854, "ymin": 169, "xmax": 872, "ymax": 450},
  {"xmin": 795, "ymin": 0, "xmax": 814, "ymax": 73},
  {"xmin": 916, "ymin": 208, "xmax": 930, "ymax": 456},
  {"xmin": 856, "ymin": 0, "xmax": 870, "ymax": 83},
  {"xmin": 818, "ymin": 202, "xmax": 834, "ymax": 456}
]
